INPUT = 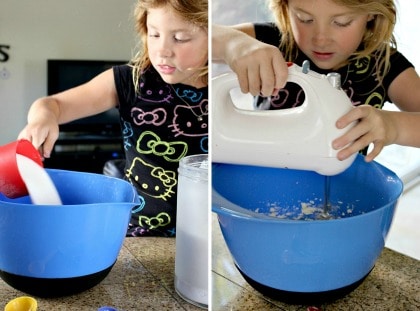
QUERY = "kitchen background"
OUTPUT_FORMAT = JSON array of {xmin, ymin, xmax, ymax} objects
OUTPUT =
[
  {"xmin": 0, "ymin": 0, "xmax": 136, "ymax": 145},
  {"xmin": 212, "ymin": 0, "xmax": 420, "ymax": 260}
]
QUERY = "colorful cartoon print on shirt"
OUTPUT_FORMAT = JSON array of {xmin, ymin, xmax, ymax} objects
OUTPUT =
[
  {"xmin": 138, "ymin": 212, "xmax": 171, "ymax": 230},
  {"xmin": 341, "ymin": 55, "xmax": 385, "ymax": 108},
  {"xmin": 169, "ymin": 87, "xmax": 208, "ymax": 137},
  {"xmin": 131, "ymin": 107, "xmax": 167, "ymax": 126},
  {"xmin": 125, "ymin": 131, "xmax": 186, "ymax": 201},
  {"xmin": 136, "ymin": 131, "xmax": 188, "ymax": 162},
  {"xmin": 138, "ymin": 82, "xmax": 173, "ymax": 104},
  {"xmin": 126, "ymin": 156, "xmax": 177, "ymax": 201},
  {"xmin": 116, "ymin": 65, "xmax": 208, "ymax": 236},
  {"xmin": 122, "ymin": 120, "xmax": 134, "ymax": 150}
]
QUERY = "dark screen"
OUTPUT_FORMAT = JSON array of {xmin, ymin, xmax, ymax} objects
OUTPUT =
[{"xmin": 47, "ymin": 59, "xmax": 127, "ymax": 134}]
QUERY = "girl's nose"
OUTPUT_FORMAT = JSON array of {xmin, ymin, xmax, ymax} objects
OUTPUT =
[
  {"xmin": 157, "ymin": 38, "xmax": 173, "ymax": 58},
  {"xmin": 312, "ymin": 24, "xmax": 332, "ymax": 46}
]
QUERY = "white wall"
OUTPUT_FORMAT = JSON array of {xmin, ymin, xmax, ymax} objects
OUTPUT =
[
  {"xmin": 394, "ymin": 0, "xmax": 420, "ymax": 70},
  {"xmin": 0, "ymin": 0, "xmax": 136, "ymax": 144},
  {"xmin": 212, "ymin": 0, "xmax": 271, "ymax": 24}
]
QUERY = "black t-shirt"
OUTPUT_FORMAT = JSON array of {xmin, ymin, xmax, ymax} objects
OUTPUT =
[
  {"xmin": 254, "ymin": 22, "xmax": 414, "ymax": 109},
  {"xmin": 114, "ymin": 65, "xmax": 208, "ymax": 237}
]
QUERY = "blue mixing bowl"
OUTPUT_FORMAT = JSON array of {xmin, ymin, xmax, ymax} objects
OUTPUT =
[
  {"xmin": 212, "ymin": 154, "xmax": 403, "ymax": 304},
  {"xmin": 0, "ymin": 169, "xmax": 139, "ymax": 297}
]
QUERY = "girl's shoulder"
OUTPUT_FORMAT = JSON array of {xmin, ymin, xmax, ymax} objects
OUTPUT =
[
  {"xmin": 254, "ymin": 22, "xmax": 281, "ymax": 46},
  {"xmin": 113, "ymin": 64, "xmax": 136, "ymax": 103},
  {"xmin": 113, "ymin": 63, "xmax": 132, "ymax": 77},
  {"xmin": 383, "ymin": 50, "xmax": 414, "ymax": 86},
  {"xmin": 344, "ymin": 49, "xmax": 413, "ymax": 90}
]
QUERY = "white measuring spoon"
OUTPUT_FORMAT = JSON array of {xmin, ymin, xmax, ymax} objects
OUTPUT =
[{"xmin": 16, "ymin": 154, "xmax": 62, "ymax": 205}]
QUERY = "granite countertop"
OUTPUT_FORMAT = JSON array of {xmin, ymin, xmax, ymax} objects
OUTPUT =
[
  {"xmin": 212, "ymin": 215, "xmax": 420, "ymax": 311},
  {"xmin": 0, "ymin": 237, "xmax": 204, "ymax": 311},
  {"xmin": 1, "ymin": 217, "xmax": 419, "ymax": 310}
]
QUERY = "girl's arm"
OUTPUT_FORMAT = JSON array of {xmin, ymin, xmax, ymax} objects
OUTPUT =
[
  {"xmin": 18, "ymin": 69, "xmax": 118, "ymax": 158},
  {"xmin": 212, "ymin": 24, "xmax": 288, "ymax": 96},
  {"xmin": 212, "ymin": 24, "xmax": 256, "ymax": 62},
  {"xmin": 388, "ymin": 67, "xmax": 420, "ymax": 112}
]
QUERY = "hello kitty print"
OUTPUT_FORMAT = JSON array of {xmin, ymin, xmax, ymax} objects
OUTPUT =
[{"xmin": 114, "ymin": 65, "xmax": 208, "ymax": 237}]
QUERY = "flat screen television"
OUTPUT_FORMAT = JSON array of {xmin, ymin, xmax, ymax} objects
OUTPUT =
[{"xmin": 47, "ymin": 59, "xmax": 127, "ymax": 135}]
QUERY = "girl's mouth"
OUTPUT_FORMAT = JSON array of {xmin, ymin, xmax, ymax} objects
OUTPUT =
[
  {"xmin": 158, "ymin": 64, "xmax": 176, "ymax": 74},
  {"xmin": 312, "ymin": 51, "xmax": 334, "ymax": 61}
]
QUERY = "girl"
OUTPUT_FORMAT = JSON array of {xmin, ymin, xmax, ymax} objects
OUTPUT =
[
  {"xmin": 19, "ymin": 0, "xmax": 208, "ymax": 237},
  {"xmin": 213, "ymin": 0, "xmax": 420, "ymax": 162}
]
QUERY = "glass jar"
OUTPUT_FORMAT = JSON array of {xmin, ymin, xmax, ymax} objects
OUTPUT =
[{"xmin": 174, "ymin": 154, "xmax": 208, "ymax": 308}]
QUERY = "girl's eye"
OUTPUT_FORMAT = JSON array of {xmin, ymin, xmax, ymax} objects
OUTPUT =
[
  {"xmin": 299, "ymin": 18, "xmax": 313, "ymax": 24},
  {"xmin": 334, "ymin": 19, "xmax": 353, "ymax": 27},
  {"xmin": 148, "ymin": 32, "xmax": 159, "ymax": 38},
  {"xmin": 294, "ymin": 11, "xmax": 314, "ymax": 24},
  {"xmin": 174, "ymin": 35, "xmax": 191, "ymax": 43}
]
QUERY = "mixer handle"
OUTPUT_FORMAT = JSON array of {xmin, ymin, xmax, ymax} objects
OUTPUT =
[
  {"xmin": 211, "ymin": 62, "xmax": 357, "ymax": 176},
  {"xmin": 255, "ymin": 61, "xmax": 310, "ymax": 110},
  {"xmin": 215, "ymin": 63, "xmax": 324, "ymax": 114}
]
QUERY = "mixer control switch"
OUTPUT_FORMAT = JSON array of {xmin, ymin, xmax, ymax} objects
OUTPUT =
[
  {"xmin": 302, "ymin": 60, "xmax": 310, "ymax": 74},
  {"xmin": 327, "ymin": 72, "xmax": 342, "ymax": 89}
]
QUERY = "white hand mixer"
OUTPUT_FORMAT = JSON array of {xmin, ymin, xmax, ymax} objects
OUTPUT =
[{"xmin": 212, "ymin": 62, "xmax": 357, "ymax": 176}]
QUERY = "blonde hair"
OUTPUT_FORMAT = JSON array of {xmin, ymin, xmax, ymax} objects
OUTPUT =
[
  {"xmin": 269, "ymin": 0, "xmax": 397, "ymax": 83},
  {"xmin": 131, "ymin": 0, "xmax": 208, "ymax": 93}
]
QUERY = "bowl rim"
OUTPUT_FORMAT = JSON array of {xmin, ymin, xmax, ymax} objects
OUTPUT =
[
  {"xmin": 0, "ymin": 168, "xmax": 139, "ymax": 207},
  {"xmin": 211, "ymin": 155, "xmax": 403, "ymax": 223}
]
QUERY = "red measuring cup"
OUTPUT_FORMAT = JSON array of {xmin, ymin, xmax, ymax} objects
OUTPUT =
[{"xmin": 0, "ymin": 139, "xmax": 43, "ymax": 198}]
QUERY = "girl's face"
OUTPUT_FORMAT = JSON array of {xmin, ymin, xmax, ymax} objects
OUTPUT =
[
  {"xmin": 288, "ymin": 0, "xmax": 373, "ymax": 70},
  {"xmin": 147, "ymin": 6, "xmax": 208, "ymax": 88}
]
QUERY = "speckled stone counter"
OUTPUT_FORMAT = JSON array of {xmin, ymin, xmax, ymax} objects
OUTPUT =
[
  {"xmin": 212, "ymin": 215, "xmax": 420, "ymax": 311},
  {"xmin": 0, "ymin": 237, "xmax": 204, "ymax": 311},
  {"xmin": 2, "ymin": 218, "xmax": 419, "ymax": 310}
]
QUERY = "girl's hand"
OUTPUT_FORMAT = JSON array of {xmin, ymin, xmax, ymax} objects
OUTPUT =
[
  {"xmin": 18, "ymin": 121, "xmax": 59, "ymax": 159},
  {"xmin": 213, "ymin": 24, "xmax": 288, "ymax": 97},
  {"xmin": 17, "ymin": 98, "xmax": 60, "ymax": 159},
  {"xmin": 332, "ymin": 105, "xmax": 398, "ymax": 162},
  {"xmin": 227, "ymin": 39, "xmax": 288, "ymax": 97}
]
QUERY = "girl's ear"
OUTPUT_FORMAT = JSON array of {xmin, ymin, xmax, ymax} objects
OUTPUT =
[{"xmin": 367, "ymin": 14, "xmax": 375, "ymax": 22}]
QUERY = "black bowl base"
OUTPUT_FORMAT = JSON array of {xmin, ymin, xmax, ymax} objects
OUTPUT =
[
  {"xmin": 236, "ymin": 265, "xmax": 373, "ymax": 305},
  {"xmin": 0, "ymin": 262, "xmax": 115, "ymax": 298}
]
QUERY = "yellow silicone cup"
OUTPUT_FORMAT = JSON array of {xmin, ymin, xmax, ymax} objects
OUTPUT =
[{"xmin": 4, "ymin": 296, "xmax": 37, "ymax": 311}]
